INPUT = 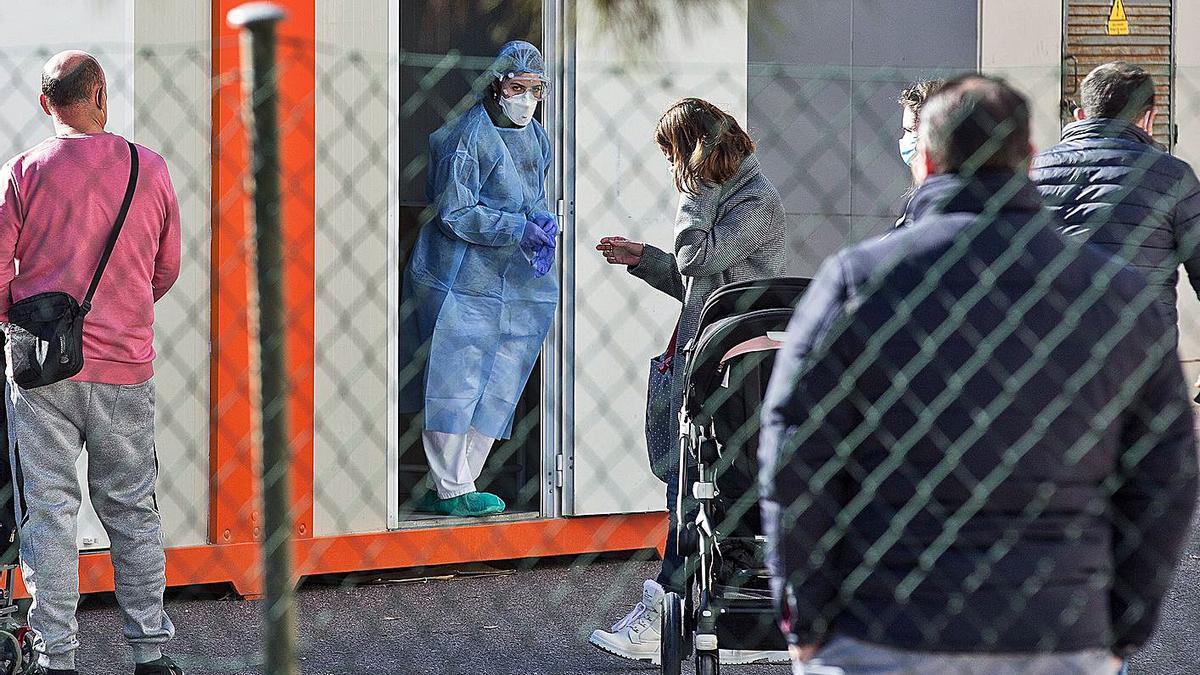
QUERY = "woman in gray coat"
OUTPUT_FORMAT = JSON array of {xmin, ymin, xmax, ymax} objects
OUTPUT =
[{"xmin": 588, "ymin": 98, "xmax": 787, "ymax": 666}]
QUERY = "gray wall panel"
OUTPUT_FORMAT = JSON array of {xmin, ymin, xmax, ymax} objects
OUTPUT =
[
  {"xmin": 851, "ymin": 1, "xmax": 979, "ymax": 68},
  {"xmin": 750, "ymin": 0, "xmax": 978, "ymax": 274}
]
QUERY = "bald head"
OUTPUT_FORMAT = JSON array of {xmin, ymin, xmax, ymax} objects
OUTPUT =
[
  {"xmin": 41, "ymin": 51, "xmax": 104, "ymax": 109},
  {"xmin": 39, "ymin": 51, "xmax": 107, "ymax": 135}
]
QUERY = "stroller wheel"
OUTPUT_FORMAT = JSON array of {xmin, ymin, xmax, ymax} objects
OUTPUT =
[
  {"xmin": 0, "ymin": 627, "xmax": 21, "ymax": 675},
  {"xmin": 696, "ymin": 649, "xmax": 719, "ymax": 675},
  {"xmin": 660, "ymin": 592, "xmax": 683, "ymax": 675}
]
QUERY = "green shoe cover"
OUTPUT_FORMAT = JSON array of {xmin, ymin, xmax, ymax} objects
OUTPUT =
[{"xmin": 434, "ymin": 491, "xmax": 506, "ymax": 516}]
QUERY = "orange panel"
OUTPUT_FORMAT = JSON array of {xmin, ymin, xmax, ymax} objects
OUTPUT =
[
  {"xmin": 14, "ymin": 515, "xmax": 666, "ymax": 600},
  {"xmin": 274, "ymin": 0, "xmax": 317, "ymax": 542},
  {"xmin": 211, "ymin": 0, "xmax": 259, "ymax": 546},
  {"xmin": 294, "ymin": 514, "xmax": 669, "ymax": 577},
  {"xmin": 210, "ymin": 0, "xmax": 317, "ymax": 545}
]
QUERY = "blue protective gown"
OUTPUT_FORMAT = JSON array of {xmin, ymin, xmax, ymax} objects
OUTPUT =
[{"xmin": 399, "ymin": 103, "xmax": 558, "ymax": 439}]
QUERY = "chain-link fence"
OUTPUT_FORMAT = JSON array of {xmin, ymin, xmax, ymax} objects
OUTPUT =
[{"xmin": 0, "ymin": 3, "xmax": 1195, "ymax": 674}]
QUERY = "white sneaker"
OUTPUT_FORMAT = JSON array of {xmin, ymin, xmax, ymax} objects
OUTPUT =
[
  {"xmin": 719, "ymin": 649, "xmax": 791, "ymax": 664},
  {"xmin": 588, "ymin": 580, "xmax": 665, "ymax": 664}
]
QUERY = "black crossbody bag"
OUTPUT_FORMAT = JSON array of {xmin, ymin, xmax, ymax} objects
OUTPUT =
[{"xmin": 7, "ymin": 139, "xmax": 139, "ymax": 389}]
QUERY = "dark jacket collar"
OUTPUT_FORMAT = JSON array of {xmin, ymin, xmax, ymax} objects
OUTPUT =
[
  {"xmin": 908, "ymin": 170, "xmax": 1042, "ymax": 223},
  {"xmin": 1060, "ymin": 117, "xmax": 1155, "ymax": 146}
]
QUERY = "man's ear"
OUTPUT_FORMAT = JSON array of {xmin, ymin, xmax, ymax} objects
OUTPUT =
[
  {"xmin": 1140, "ymin": 108, "xmax": 1158, "ymax": 135},
  {"xmin": 1073, "ymin": 107, "xmax": 1086, "ymax": 122},
  {"xmin": 1025, "ymin": 142, "xmax": 1038, "ymax": 175},
  {"xmin": 39, "ymin": 94, "xmax": 51, "ymax": 117},
  {"xmin": 912, "ymin": 143, "xmax": 934, "ymax": 185}
]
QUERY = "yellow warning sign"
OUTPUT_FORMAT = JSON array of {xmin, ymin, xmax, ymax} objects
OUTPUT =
[{"xmin": 1108, "ymin": 0, "xmax": 1130, "ymax": 36}]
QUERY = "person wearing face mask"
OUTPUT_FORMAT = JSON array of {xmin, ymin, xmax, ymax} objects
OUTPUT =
[
  {"xmin": 398, "ymin": 40, "xmax": 559, "ymax": 517},
  {"xmin": 892, "ymin": 79, "xmax": 944, "ymax": 232},
  {"xmin": 588, "ymin": 98, "xmax": 788, "ymax": 666}
]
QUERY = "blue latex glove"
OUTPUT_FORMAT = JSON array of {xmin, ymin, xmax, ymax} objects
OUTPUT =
[
  {"xmin": 531, "ymin": 239, "xmax": 556, "ymax": 277},
  {"xmin": 520, "ymin": 220, "xmax": 553, "ymax": 253},
  {"xmin": 531, "ymin": 212, "xmax": 559, "ymax": 239}
]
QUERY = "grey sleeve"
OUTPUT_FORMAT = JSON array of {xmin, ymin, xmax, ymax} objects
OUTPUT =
[
  {"xmin": 628, "ymin": 244, "xmax": 684, "ymax": 301},
  {"xmin": 675, "ymin": 194, "xmax": 781, "ymax": 278}
]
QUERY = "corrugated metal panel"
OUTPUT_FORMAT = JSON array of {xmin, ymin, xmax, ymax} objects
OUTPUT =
[{"xmin": 1064, "ymin": 0, "xmax": 1174, "ymax": 147}]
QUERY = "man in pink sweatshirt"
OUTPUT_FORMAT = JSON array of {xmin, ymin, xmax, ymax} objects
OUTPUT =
[{"xmin": 0, "ymin": 51, "xmax": 182, "ymax": 675}]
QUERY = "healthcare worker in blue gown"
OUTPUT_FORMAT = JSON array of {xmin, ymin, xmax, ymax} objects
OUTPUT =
[{"xmin": 400, "ymin": 41, "xmax": 559, "ymax": 517}]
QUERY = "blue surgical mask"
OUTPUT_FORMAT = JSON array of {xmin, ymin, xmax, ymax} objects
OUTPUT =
[{"xmin": 899, "ymin": 132, "xmax": 918, "ymax": 166}]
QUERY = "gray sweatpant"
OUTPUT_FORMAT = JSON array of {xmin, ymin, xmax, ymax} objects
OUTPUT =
[{"xmin": 6, "ymin": 378, "xmax": 174, "ymax": 670}]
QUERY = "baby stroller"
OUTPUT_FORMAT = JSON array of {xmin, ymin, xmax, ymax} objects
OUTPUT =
[
  {"xmin": 0, "ymin": 565, "xmax": 36, "ymax": 675},
  {"xmin": 660, "ymin": 277, "xmax": 810, "ymax": 675},
  {"xmin": 0, "ymin": 337, "xmax": 40, "ymax": 675}
]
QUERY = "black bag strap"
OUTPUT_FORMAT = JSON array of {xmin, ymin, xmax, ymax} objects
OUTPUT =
[{"xmin": 81, "ymin": 139, "xmax": 139, "ymax": 314}]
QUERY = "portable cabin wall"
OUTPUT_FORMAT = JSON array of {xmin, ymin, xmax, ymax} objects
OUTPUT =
[
  {"xmin": 0, "ymin": 1, "xmax": 211, "ymax": 551},
  {"xmin": 312, "ymin": 0, "xmax": 394, "ymax": 536}
]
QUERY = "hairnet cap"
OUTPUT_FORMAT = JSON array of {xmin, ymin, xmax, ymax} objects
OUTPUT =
[{"xmin": 491, "ymin": 40, "xmax": 547, "ymax": 82}]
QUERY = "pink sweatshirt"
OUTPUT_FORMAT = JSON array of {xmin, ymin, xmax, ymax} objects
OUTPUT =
[{"xmin": 0, "ymin": 133, "xmax": 181, "ymax": 385}]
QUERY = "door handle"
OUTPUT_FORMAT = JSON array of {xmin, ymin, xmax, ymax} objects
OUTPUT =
[{"xmin": 1064, "ymin": 54, "xmax": 1079, "ymax": 94}]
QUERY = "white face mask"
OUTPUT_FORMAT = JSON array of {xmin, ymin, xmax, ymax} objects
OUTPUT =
[{"xmin": 499, "ymin": 91, "xmax": 538, "ymax": 126}]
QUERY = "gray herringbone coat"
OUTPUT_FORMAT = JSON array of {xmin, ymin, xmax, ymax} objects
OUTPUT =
[{"xmin": 630, "ymin": 153, "xmax": 787, "ymax": 444}]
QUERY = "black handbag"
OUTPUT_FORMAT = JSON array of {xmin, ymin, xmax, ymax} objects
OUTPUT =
[{"xmin": 7, "ymin": 139, "xmax": 139, "ymax": 389}]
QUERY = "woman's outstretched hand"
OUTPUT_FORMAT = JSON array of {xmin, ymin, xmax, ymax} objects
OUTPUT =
[{"xmin": 597, "ymin": 236, "xmax": 645, "ymax": 267}]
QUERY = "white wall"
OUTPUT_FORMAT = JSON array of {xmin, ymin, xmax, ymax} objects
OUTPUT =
[
  {"xmin": 0, "ymin": 0, "xmax": 134, "ymax": 156},
  {"xmin": 132, "ymin": 1, "xmax": 211, "ymax": 548},
  {"xmin": 978, "ymin": 0, "xmax": 1063, "ymax": 152},
  {"xmin": 1174, "ymin": 0, "xmax": 1200, "ymax": 386},
  {"xmin": 313, "ymin": 0, "xmax": 394, "ymax": 536},
  {"xmin": 0, "ymin": 1, "xmax": 211, "ymax": 548},
  {"xmin": 567, "ymin": 1, "xmax": 749, "ymax": 515}
]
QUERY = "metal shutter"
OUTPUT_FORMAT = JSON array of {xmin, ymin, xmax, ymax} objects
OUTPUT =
[{"xmin": 1063, "ymin": 0, "xmax": 1173, "ymax": 147}]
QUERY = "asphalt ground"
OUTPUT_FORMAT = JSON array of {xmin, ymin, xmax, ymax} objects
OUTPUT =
[{"xmin": 52, "ymin": 530, "xmax": 1200, "ymax": 674}]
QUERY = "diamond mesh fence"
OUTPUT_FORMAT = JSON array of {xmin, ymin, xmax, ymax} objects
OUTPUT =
[{"xmin": 0, "ymin": 14, "xmax": 1193, "ymax": 675}]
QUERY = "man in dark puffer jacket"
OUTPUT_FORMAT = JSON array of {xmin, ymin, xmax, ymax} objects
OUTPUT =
[
  {"xmin": 761, "ymin": 73, "xmax": 1198, "ymax": 674},
  {"xmin": 1031, "ymin": 62, "xmax": 1200, "ymax": 336}
]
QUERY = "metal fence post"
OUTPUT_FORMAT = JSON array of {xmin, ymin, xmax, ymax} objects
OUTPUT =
[{"xmin": 227, "ymin": 4, "xmax": 294, "ymax": 674}]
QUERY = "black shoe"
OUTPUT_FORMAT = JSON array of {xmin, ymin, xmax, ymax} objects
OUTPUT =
[
  {"xmin": 133, "ymin": 656, "xmax": 184, "ymax": 675},
  {"xmin": 34, "ymin": 668, "xmax": 77, "ymax": 675}
]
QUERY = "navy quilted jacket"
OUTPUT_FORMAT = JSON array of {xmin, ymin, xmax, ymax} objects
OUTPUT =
[
  {"xmin": 1031, "ymin": 118, "xmax": 1200, "ymax": 329},
  {"xmin": 760, "ymin": 171, "xmax": 1198, "ymax": 655}
]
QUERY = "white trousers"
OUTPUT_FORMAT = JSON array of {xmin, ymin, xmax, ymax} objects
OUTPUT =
[{"xmin": 422, "ymin": 429, "xmax": 496, "ymax": 498}]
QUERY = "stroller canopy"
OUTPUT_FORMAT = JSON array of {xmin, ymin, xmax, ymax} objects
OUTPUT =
[{"xmin": 683, "ymin": 277, "xmax": 811, "ymax": 419}]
